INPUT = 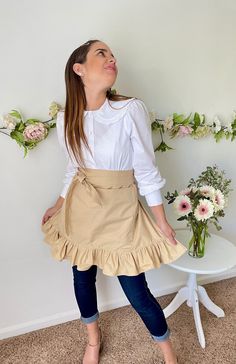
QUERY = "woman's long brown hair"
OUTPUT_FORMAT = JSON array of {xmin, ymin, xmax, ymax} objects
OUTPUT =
[{"xmin": 64, "ymin": 39, "xmax": 134, "ymax": 168}]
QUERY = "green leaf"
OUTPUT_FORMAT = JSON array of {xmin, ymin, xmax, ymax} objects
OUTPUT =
[
  {"xmin": 23, "ymin": 146, "xmax": 28, "ymax": 158},
  {"xmin": 15, "ymin": 121, "xmax": 25, "ymax": 132},
  {"xmin": 231, "ymin": 133, "xmax": 236, "ymax": 141},
  {"xmin": 231, "ymin": 119, "xmax": 236, "ymax": 129},
  {"xmin": 9, "ymin": 109, "xmax": 22, "ymax": 120},
  {"xmin": 10, "ymin": 130, "xmax": 25, "ymax": 143},
  {"xmin": 155, "ymin": 141, "xmax": 174, "ymax": 152},
  {"xmin": 173, "ymin": 113, "xmax": 185, "ymax": 124},
  {"xmin": 26, "ymin": 118, "xmax": 41, "ymax": 124},
  {"xmin": 214, "ymin": 130, "xmax": 225, "ymax": 142},
  {"xmin": 182, "ymin": 112, "xmax": 192, "ymax": 125},
  {"xmin": 151, "ymin": 121, "xmax": 162, "ymax": 131},
  {"xmin": 177, "ymin": 216, "xmax": 187, "ymax": 221},
  {"xmin": 193, "ymin": 112, "xmax": 201, "ymax": 127}
]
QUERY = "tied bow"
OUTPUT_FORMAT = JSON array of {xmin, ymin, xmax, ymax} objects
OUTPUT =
[{"xmin": 64, "ymin": 169, "xmax": 102, "ymax": 236}]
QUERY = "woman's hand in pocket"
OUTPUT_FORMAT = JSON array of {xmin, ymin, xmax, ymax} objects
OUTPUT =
[{"xmin": 156, "ymin": 220, "xmax": 177, "ymax": 246}]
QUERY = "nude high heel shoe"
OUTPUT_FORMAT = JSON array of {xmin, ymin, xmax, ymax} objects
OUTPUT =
[{"xmin": 82, "ymin": 326, "xmax": 103, "ymax": 364}]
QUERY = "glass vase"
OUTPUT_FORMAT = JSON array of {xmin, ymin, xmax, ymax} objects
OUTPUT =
[{"xmin": 188, "ymin": 223, "xmax": 208, "ymax": 258}]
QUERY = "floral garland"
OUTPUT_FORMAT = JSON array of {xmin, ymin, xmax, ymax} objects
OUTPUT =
[
  {"xmin": 1, "ymin": 97, "xmax": 236, "ymax": 156},
  {"xmin": 0, "ymin": 102, "xmax": 62, "ymax": 157},
  {"xmin": 150, "ymin": 111, "xmax": 236, "ymax": 152}
]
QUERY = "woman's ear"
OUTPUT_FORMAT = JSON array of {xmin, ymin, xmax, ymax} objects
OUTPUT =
[{"xmin": 73, "ymin": 63, "xmax": 83, "ymax": 76}]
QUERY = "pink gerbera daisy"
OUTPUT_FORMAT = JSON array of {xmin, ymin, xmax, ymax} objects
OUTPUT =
[
  {"xmin": 194, "ymin": 199, "xmax": 214, "ymax": 221},
  {"xmin": 173, "ymin": 195, "xmax": 192, "ymax": 216}
]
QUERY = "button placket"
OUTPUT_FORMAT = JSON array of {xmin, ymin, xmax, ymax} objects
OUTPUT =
[{"xmin": 89, "ymin": 115, "xmax": 94, "ymax": 148}]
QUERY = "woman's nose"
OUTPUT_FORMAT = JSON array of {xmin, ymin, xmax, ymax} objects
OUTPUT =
[{"xmin": 109, "ymin": 56, "xmax": 116, "ymax": 64}]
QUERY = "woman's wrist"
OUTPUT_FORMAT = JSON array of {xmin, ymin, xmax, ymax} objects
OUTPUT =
[{"xmin": 150, "ymin": 204, "xmax": 167, "ymax": 224}]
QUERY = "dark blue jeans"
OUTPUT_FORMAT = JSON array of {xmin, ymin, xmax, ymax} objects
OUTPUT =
[{"xmin": 72, "ymin": 265, "xmax": 170, "ymax": 342}]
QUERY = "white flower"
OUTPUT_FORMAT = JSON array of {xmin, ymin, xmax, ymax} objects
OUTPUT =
[
  {"xmin": 212, "ymin": 189, "xmax": 225, "ymax": 211},
  {"xmin": 163, "ymin": 115, "xmax": 174, "ymax": 131},
  {"xmin": 173, "ymin": 195, "xmax": 192, "ymax": 216},
  {"xmin": 149, "ymin": 110, "xmax": 157, "ymax": 123},
  {"xmin": 49, "ymin": 101, "xmax": 61, "ymax": 118},
  {"xmin": 222, "ymin": 121, "xmax": 233, "ymax": 133},
  {"xmin": 194, "ymin": 199, "xmax": 214, "ymax": 221},
  {"xmin": 212, "ymin": 116, "xmax": 222, "ymax": 133},
  {"xmin": 199, "ymin": 185, "xmax": 216, "ymax": 200},
  {"xmin": 1, "ymin": 114, "xmax": 18, "ymax": 130}
]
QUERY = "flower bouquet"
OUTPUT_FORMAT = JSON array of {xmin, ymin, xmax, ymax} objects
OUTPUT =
[
  {"xmin": 164, "ymin": 165, "xmax": 232, "ymax": 258},
  {"xmin": 0, "ymin": 102, "xmax": 62, "ymax": 157}
]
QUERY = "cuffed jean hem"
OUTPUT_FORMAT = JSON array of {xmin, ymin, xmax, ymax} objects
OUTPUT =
[
  {"xmin": 151, "ymin": 327, "xmax": 171, "ymax": 342},
  {"xmin": 80, "ymin": 311, "xmax": 99, "ymax": 324}
]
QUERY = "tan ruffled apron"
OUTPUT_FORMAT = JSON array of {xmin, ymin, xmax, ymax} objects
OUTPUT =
[{"xmin": 41, "ymin": 168, "xmax": 187, "ymax": 276}]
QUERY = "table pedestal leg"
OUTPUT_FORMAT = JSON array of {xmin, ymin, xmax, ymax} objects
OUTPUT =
[
  {"xmin": 163, "ymin": 272, "xmax": 224, "ymax": 348},
  {"xmin": 198, "ymin": 285, "xmax": 225, "ymax": 317}
]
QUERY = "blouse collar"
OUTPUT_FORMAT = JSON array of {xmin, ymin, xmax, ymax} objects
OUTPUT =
[{"xmin": 84, "ymin": 97, "xmax": 136, "ymax": 124}]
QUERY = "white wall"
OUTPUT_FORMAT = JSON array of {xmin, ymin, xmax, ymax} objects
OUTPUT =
[{"xmin": 0, "ymin": 0, "xmax": 236, "ymax": 338}]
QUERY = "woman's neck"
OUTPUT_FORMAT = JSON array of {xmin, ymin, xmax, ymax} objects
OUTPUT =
[{"xmin": 84, "ymin": 91, "xmax": 107, "ymax": 111}]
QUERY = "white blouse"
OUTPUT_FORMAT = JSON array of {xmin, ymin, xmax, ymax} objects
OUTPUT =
[{"xmin": 56, "ymin": 97, "xmax": 166, "ymax": 206}]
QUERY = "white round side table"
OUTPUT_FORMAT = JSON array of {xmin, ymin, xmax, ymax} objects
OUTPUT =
[{"xmin": 163, "ymin": 228, "xmax": 236, "ymax": 348}]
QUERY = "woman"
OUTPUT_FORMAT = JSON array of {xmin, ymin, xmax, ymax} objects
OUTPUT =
[{"xmin": 41, "ymin": 39, "xmax": 186, "ymax": 364}]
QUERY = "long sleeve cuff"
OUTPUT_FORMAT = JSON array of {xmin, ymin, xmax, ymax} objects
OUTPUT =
[
  {"xmin": 145, "ymin": 189, "xmax": 163, "ymax": 206},
  {"xmin": 60, "ymin": 185, "xmax": 69, "ymax": 199}
]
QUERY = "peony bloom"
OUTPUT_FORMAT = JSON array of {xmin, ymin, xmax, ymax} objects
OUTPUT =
[
  {"xmin": 1, "ymin": 114, "xmax": 18, "ymax": 130},
  {"xmin": 163, "ymin": 115, "xmax": 174, "ymax": 131},
  {"xmin": 212, "ymin": 189, "xmax": 225, "ymax": 211},
  {"xmin": 177, "ymin": 125, "xmax": 193, "ymax": 137},
  {"xmin": 173, "ymin": 195, "xmax": 192, "ymax": 216},
  {"xmin": 23, "ymin": 122, "xmax": 48, "ymax": 142},
  {"xmin": 199, "ymin": 185, "xmax": 216, "ymax": 200},
  {"xmin": 194, "ymin": 199, "xmax": 214, "ymax": 221},
  {"xmin": 49, "ymin": 101, "xmax": 61, "ymax": 118}
]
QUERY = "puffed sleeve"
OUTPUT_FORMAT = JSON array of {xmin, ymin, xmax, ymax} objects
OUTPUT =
[
  {"xmin": 56, "ymin": 111, "xmax": 78, "ymax": 198},
  {"xmin": 128, "ymin": 99, "xmax": 166, "ymax": 206}
]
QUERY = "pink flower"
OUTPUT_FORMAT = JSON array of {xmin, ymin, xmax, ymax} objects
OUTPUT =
[
  {"xmin": 194, "ymin": 199, "xmax": 214, "ymax": 221},
  {"xmin": 177, "ymin": 125, "xmax": 193, "ymax": 137},
  {"xmin": 173, "ymin": 195, "xmax": 192, "ymax": 216},
  {"xmin": 23, "ymin": 122, "xmax": 48, "ymax": 142},
  {"xmin": 212, "ymin": 189, "xmax": 225, "ymax": 211}
]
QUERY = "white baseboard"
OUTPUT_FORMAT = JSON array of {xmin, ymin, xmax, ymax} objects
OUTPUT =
[{"xmin": 1, "ymin": 267, "xmax": 235, "ymax": 340}]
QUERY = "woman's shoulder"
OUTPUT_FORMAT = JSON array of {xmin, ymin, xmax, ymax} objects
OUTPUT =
[
  {"xmin": 108, "ymin": 97, "xmax": 148, "ymax": 119},
  {"xmin": 108, "ymin": 97, "xmax": 146, "ymax": 110}
]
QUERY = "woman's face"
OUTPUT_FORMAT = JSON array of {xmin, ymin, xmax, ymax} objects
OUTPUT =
[{"xmin": 73, "ymin": 41, "xmax": 118, "ymax": 91}]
